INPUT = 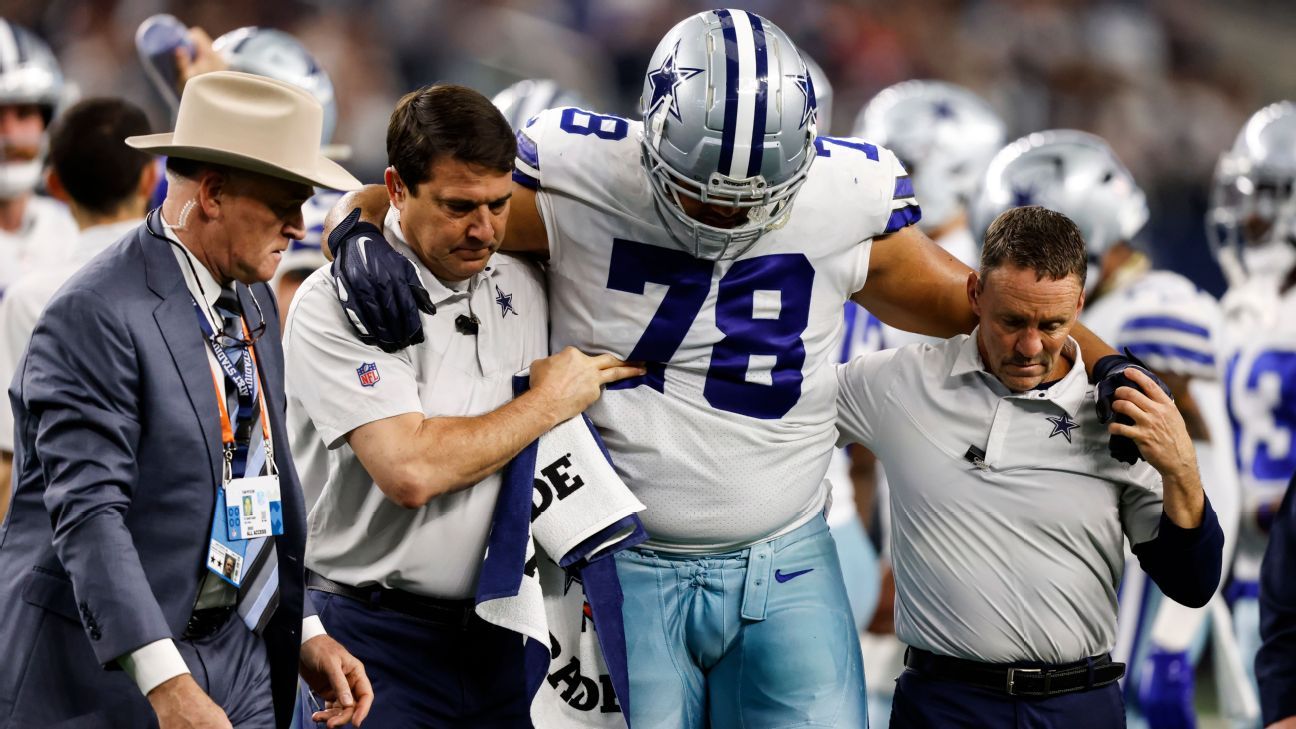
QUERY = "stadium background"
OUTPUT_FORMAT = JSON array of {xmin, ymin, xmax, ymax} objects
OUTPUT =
[{"xmin": 4, "ymin": 0, "xmax": 1290, "ymax": 725}]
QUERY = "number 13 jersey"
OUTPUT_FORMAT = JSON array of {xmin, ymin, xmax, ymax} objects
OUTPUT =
[{"xmin": 517, "ymin": 107, "xmax": 918, "ymax": 552}]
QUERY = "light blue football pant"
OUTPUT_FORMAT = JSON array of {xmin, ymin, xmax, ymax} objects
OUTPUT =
[
  {"xmin": 830, "ymin": 512, "xmax": 882, "ymax": 632},
  {"xmin": 615, "ymin": 515, "xmax": 868, "ymax": 729}
]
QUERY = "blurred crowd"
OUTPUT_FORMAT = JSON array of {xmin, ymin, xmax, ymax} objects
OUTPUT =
[{"xmin": 5, "ymin": 0, "xmax": 1291, "ymax": 294}]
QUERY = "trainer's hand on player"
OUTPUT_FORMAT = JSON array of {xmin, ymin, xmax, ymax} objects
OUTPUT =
[
  {"xmin": 330, "ymin": 207, "xmax": 435, "ymax": 353},
  {"xmin": 530, "ymin": 347, "xmax": 645, "ymax": 424},
  {"xmin": 300, "ymin": 634, "xmax": 373, "ymax": 727},
  {"xmin": 147, "ymin": 674, "xmax": 233, "ymax": 729},
  {"xmin": 173, "ymin": 27, "xmax": 226, "ymax": 92}
]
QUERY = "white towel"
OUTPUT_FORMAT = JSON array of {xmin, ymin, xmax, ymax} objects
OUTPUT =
[{"xmin": 475, "ymin": 373, "xmax": 647, "ymax": 728}]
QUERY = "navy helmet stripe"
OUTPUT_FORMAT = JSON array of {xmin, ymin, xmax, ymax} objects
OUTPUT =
[
  {"xmin": 715, "ymin": 9, "xmax": 740, "ymax": 177},
  {"xmin": 746, "ymin": 13, "xmax": 768, "ymax": 178}
]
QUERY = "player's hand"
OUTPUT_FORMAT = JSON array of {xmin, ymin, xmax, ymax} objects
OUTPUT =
[
  {"xmin": 330, "ymin": 207, "xmax": 435, "ymax": 353},
  {"xmin": 1137, "ymin": 649, "xmax": 1196, "ymax": 729},
  {"xmin": 1106, "ymin": 367, "xmax": 1196, "ymax": 480},
  {"xmin": 299, "ymin": 634, "xmax": 373, "ymax": 727},
  {"xmin": 530, "ymin": 347, "xmax": 645, "ymax": 423},
  {"xmin": 1094, "ymin": 349, "xmax": 1174, "ymax": 465},
  {"xmin": 174, "ymin": 27, "xmax": 226, "ymax": 92},
  {"xmin": 147, "ymin": 674, "xmax": 233, "ymax": 729},
  {"xmin": 866, "ymin": 561, "xmax": 896, "ymax": 635}
]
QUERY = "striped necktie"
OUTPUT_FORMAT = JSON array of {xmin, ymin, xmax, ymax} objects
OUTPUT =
[{"xmin": 214, "ymin": 287, "xmax": 279, "ymax": 633}]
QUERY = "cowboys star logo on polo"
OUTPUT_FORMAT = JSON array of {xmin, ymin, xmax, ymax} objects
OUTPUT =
[
  {"xmin": 495, "ymin": 285, "xmax": 517, "ymax": 318},
  {"xmin": 1046, "ymin": 413, "xmax": 1078, "ymax": 443},
  {"xmin": 356, "ymin": 362, "xmax": 380, "ymax": 387}
]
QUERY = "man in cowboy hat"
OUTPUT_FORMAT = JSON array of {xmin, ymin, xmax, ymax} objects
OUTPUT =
[{"xmin": 0, "ymin": 72, "xmax": 371, "ymax": 729}]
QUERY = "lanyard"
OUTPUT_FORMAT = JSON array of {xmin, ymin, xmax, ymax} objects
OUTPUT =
[{"xmin": 191, "ymin": 298, "xmax": 275, "ymax": 482}]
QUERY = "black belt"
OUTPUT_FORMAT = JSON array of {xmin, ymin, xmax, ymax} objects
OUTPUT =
[
  {"xmin": 306, "ymin": 572, "xmax": 476, "ymax": 628},
  {"xmin": 183, "ymin": 606, "xmax": 235, "ymax": 641},
  {"xmin": 904, "ymin": 647, "xmax": 1125, "ymax": 697}
]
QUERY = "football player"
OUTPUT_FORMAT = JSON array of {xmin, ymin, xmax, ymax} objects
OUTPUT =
[
  {"xmin": 324, "ymin": 10, "xmax": 1153, "ymax": 726},
  {"xmin": 0, "ymin": 19, "xmax": 76, "ymax": 296},
  {"xmin": 1209, "ymin": 101, "xmax": 1296, "ymax": 729},
  {"xmin": 976, "ymin": 130, "xmax": 1249, "ymax": 728}
]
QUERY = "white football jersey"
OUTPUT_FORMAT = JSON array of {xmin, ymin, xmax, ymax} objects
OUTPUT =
[
  {"xmin": 1082, "ymin": 269, "xmax": 1221, "ymax": 381},
  {"xmin": 519, "ymin": 107, "xmax": 919, "ymax": 552},
  {"xmin": 1220, "ymin": 281, "xmax": 1296, "ymax": 580},
  {"xmin": 0, "ymin": 195, "xmax": 76, "ymax": 298}
]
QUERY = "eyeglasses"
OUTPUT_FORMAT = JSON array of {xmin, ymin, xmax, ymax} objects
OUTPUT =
[{"xmin": 209, "ymin": 292, "xmax": 268, "ymax": 350}]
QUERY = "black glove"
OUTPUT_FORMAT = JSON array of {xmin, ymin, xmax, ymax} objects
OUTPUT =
[
  {"xmin": 329, "ymin": 207, "xmax": 436, "ymax": 353},
  {"xmin": 1093, "ymin": 348, "xmax": 1174, "ymax": 465}
]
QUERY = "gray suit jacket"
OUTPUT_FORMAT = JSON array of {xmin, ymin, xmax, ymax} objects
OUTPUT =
[{"xmin": 0, "ymin": 214, "xmax": 310, "ymax": 728}]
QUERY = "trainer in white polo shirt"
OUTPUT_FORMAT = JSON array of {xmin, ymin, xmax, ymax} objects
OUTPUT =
[
  {"xmin": 286, "ymin": 205, "xmax": 549, "ymax": 597},
  {"xmin": 835, "ymin": 205, "xmax": 1224, "ymax": 729},
  {"xmin": 282, "ymin": 83, "xmax": 641, "ymax": 727}
]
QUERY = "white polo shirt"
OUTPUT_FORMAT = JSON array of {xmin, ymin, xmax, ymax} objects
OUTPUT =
[
  {"xmin": 284, "ymin": 208, "xmax": 548, "ymax": 599},
  {"xmin": 835, "ymin": 330, "xmax": 1166, "ymax": 664}
]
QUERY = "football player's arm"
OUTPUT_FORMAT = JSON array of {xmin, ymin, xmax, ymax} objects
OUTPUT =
[{"xmin": 853, "ymin": 224, "xmax": 1118, "ymax": 373}]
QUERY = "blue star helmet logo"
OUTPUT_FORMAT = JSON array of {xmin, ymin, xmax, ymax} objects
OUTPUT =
[
  {"xmin": 495, "ymin": 285, "xmax": 517, "ymax": 318},
  {"xmin": 1046, "ymin": 413, "xmax": 1079, "ymax": 443},
  {"xmin": 647, "ymin": 40, "xmax": 704, "ymax": 121},
  {"xmin": 1011, "ymin": 185, "xmax": 1036, "ymax": 207},
  {"xmin": 932, "ymin": 100, "xmax": 957, "ymax": 119},
  {"xmin": 787, "ymin": 67, "xmax": 817, "ymax": 130}
]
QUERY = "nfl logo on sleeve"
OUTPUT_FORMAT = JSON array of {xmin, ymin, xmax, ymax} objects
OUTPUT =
[{"xmin": 356, "ymin": 362, "xmax": 380, "ymax": 387}]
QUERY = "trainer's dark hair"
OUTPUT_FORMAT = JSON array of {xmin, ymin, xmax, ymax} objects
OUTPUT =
[
  {"xmin": 387, "ymin": 83, "xmax": 516, "ymax": 195},
  {"xmin": 48, "ymin": 98, "xmax": 153, "ymax": 216},
  {"xmin": 980, "ymin": 206, "xmax": 1088, "ymax": 288}
]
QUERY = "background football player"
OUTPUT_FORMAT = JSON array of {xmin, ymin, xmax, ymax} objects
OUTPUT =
[
  {"xmin": 0, "ymin": 19, "xmax": 75, "ymax": 297},
  {"xmin": 976, "ymin": 129, "xmax": 1252, "ymax": 728},
  {"xmin": 1208, "ymin": 100, "xmax": 1296, "ymax": 729}
]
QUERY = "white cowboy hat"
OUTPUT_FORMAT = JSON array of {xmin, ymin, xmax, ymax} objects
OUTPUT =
[{"xmin": 126, "ymin": 70, "xmax": 360, "ymax": 191}]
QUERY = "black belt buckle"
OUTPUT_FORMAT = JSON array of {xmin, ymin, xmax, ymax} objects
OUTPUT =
[{"xmin": 1006, "ymin": 667, "xmax": 1041, "ymax": 696}]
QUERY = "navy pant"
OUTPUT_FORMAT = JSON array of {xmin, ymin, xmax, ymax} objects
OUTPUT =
[
  {"xmin": 297, "ymin": 589, "xmax": 531, "ymax": 728},
  {"xmin": 890, "ymin": 668, "xmax": 1126, "ymax": 729}
]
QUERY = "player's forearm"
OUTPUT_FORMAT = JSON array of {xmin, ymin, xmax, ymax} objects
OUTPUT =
[
  {"xmin": 321, "ymin": 184, "xmax": 390, "ymax": 259},
  {"xmin": 378, "ymin": 390, "xmax": 563, "ymax": 508}
]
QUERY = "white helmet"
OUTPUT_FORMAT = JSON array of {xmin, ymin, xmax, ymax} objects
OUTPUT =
[
  {"xmin": 492, "ymin": 79, "xmax": 588, "ymax": 132},
  {"xmin": 974, "ymin": 130, "xmax": 1148, "ymax": 294},
  {"xmin": 1207, "ymin": 101, "xmax": 1296, "ymax": 288},
  {"xmin": 640, "ymin": 9, "xmax": 818, "ymax": 260},
  {"xmin": 855, "ymin": 80, "xmax": 1004, "ymax": 232},
  {"xmin": 0, "ymin": 19, "xmax": 63, "ymax": 198}
]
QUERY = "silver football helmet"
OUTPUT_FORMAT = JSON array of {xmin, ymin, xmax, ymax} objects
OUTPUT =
[
  {"xmin": 492, "ymin": 79, "xmax": 588, "ymax": 132},
  {"xmin": 975, "ymin": 130, "xmax": 1148, "ymax": 294},
  {"xmin": 640, "ymin": 9, "xmax": 817, "ymax": 260},
  {"xmin": 855, "ymin": 80, "xmax": 1004, "ymax": 232},
  {"xmin": 1207, "ymin": 101, "xmax": 1296, "ymax": 288},
  {"xmin": 213, "ymin": 27, "xmax": 338, "ymax": 146},
  {"xmin": 0, "ymin": 19, "xmax": 63, "ymax": 198}
]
